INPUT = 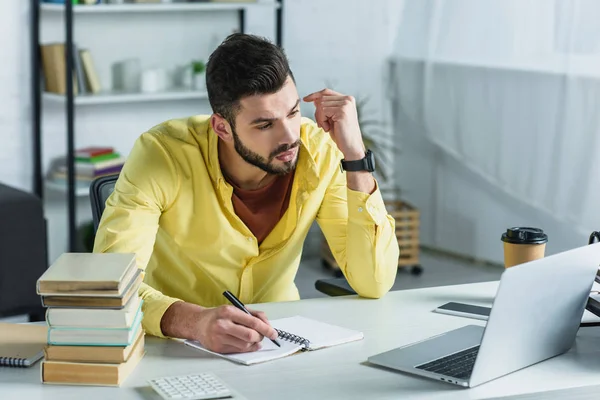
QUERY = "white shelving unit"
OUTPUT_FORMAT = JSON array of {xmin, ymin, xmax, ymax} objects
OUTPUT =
[
  {"xmin": 43, "ymin": 89, "xmax": 209, "ymax": 105},
  {"xmin": 41, "ymin": 2, "xmax": 279, "ymax": 14},
  {"xmin": 45, "ymin": 180, "xmax": 89, "ymax": 197},
  {"xmin": 33, "ymin": 0, "xmax": 283, "ymax": 253}
]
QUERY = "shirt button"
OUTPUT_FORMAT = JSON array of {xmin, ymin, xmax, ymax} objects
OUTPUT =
[
  {"xmin": 358, "ymin": 207, "xmax": 363, "ymax": 212},
  {"xmin": 247, "ymin": 237, "xmax": 253, "ymax": 242}
]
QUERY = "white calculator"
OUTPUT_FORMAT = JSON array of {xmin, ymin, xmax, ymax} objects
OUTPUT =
[{"xmin": 148, "ymin": 372, "xmax": 233, "ymax": 400}]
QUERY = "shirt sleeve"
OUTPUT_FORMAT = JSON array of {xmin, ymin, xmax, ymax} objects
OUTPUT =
[
  {"xmin": 316, "ymin": 152, "xmax": 399, "ymax": 298},
  {"xmin": 93, "ymin": 132, "xmax": 182, "ymax": 338}
]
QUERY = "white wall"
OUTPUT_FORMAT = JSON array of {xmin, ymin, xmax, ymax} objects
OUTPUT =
[
  {"xmin": 0, "ymin": 2, "xmax": 32, "ymax": 192},
  {"xmin": 393, "ymin": 79, "xmax": 589, "ymax": 264},
  {"xmin": 0, "ymin": 0, "xmax": 405, "ymax": 263}
]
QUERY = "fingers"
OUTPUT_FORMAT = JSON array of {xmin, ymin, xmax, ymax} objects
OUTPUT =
[
  {"xmin": 217, "ymin": 338, "xmax": 262, "ymax": 354},
  {"xmin": 226, "ymin": 320, "xmax": 264, "ymax": 343},
  {"xmin": 302, "ymin": 88, "xmax": 342, "ymax": 102},
  {"xmin": 320, "ymin": 100, "xmax": 347, "ymax": 108},
  {"xmin": 249, "ymin": 309, "xmax": 270, "ymax": 324},
  {"xmin": 303, "ymin": 90, "xmax": 350, "ymax": 133},
  {"xmin": 303, "ymin": 88, "xmax": 340, "ymax": 102},
  {"xmin": 222, "ymin": 306, "xmax": 278, "ymax": 340},
  {"xmin": 314, "ymin": 101, "xmax": 331, "ymax": 132}
]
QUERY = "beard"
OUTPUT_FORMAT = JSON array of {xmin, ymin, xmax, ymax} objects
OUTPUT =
[{"xmin": 231, "ymin": 127, "xmax": 300, "ymax": 176}]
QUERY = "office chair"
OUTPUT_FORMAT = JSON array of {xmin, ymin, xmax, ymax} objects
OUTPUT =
[
  {"xmin": 0, "ymin": 183, "xmax": 48, "ymax": 321},
  {"xmin": 89, "ymin": 174, "xmax": 119, "ymax": 233}
]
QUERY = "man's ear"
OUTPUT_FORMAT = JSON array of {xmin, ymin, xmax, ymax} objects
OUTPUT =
[{"xmin": 211, "ymin": 114, "xmax": 233, "ymax": 142}]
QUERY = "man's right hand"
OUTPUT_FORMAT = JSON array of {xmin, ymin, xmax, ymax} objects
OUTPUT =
[{"xmin": 160, "ymin": 301, "xmax": 279, "ymax": 354}]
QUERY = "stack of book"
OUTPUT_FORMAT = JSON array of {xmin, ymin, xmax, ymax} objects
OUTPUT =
[
  {"xmin": 40, "ymin": 42, "xmax": 101, "ymax": 95},
  {"xmin": 50, "ymin": 146, "xmax": 126, "ymax": 188},
  {"xmin": 36, "ymin": 253, "xmax": 145, "ymax": 386}
]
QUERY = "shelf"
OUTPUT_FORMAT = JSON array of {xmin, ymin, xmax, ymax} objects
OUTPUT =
[
  {"xmin": 43, "ymin": 89, "xmax": 209, "ymax": 105},
  {"xmin": 46, "ymin": 180, "xmax": 90, "ymax": 197},
  {"xmin": 40, "ymin": 2, "xmax": 278, "ymax": 14}
]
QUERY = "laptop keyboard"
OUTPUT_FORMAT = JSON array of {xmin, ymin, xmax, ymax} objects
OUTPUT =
[{"xmin": 415, "ymin": 345, "xmax": 480, "ymax": 380}]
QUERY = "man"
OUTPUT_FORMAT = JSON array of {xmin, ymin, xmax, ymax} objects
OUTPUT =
[{"xmin": 94, "ymin": 33, "xmax": 399, "ymax": 354}]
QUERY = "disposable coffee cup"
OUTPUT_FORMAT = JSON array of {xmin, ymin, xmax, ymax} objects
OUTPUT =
[{"xmin": 501, "ymin": 227, "xmax": 548, "ymax": 268}]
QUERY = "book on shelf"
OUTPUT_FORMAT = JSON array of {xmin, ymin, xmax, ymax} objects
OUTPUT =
[
  {"xmin": 76, "ymin": 152, "xmax": 121, "ymax": 163},
  {"xmin": 40, "ymin": 43, "xmax": 79, "ymax": 95},
  {"xmin": 75, "ymin": 147, "xmax": 115, "ymax": 158},
  {"xmin": 42, "ymin": 334, "xmax": 145, "ymax": 386},
  {"xmin": 79, "ymin": 49, "xmax": 101, "ymax": 94},
  {"xmin": 40, "ymin": 43, "xmax": 101, "ymax": 95},
  {"xmin": 57, "ymin": 163, "xmax": 123, "ymax": 178},
  {"xmin": 75, "ymin": 156, "xmax": 126, "ymax": 171}
]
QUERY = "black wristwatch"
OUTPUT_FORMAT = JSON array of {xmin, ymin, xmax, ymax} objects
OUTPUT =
[{"xmin": 340, "ymin": 149, "xmax": 376, "ymax": 172}]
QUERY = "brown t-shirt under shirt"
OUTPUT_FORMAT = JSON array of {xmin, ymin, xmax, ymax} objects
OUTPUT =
[{"xmin": 227, "ymin": 173, "xmax": 295, "ymax": 244}]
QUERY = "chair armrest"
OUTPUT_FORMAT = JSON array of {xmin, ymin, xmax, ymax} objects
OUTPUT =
[{"xmin": 314, "ymin": 278, "xmax": 358, "ymax": 297}]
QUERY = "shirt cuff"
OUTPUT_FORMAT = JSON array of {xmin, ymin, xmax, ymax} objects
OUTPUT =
[
  {"xmin": 140, "ymin": 284, "xmax": 182, "ymax": 338},
  {"xmin": 347, "ymin": 180, "xmax": 387, "ymax": 226}
]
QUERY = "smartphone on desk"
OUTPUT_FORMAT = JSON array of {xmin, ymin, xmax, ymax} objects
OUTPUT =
[{"xmin": 433, "ymin": 302, "xmax": 491, "ymax": 321}]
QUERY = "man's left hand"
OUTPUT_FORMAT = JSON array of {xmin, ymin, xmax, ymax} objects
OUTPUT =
[{"xmin": 303, "ymin": 88, "xmax": 366, "ymax": 161}]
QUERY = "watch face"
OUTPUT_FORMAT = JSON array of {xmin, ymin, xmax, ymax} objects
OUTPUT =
[{"xmin": 368, "ymin": 151, "xmax": 376, "ymax": 171}]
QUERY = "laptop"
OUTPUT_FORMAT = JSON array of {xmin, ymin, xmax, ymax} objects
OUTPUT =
[{"xmin": 367, "ymin": 242, "xmax": 600, "ymax": 388}]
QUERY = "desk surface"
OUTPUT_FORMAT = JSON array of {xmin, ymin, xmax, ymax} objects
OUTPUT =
[{"xmin": 3, "ymin": 281, "xmax": 600, "ymax": 400}]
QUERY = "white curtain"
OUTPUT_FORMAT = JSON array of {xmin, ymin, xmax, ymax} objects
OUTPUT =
[{"xmin": 390, "ymin": 0, "xmax": 600, "ymax": 235}]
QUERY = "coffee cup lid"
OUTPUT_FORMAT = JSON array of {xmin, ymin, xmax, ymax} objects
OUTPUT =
[{"xmin": 501, "ymin": 227, "xmax": 548, "ymax": 245}]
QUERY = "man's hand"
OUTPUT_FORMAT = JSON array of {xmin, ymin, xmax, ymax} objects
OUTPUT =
[
  {"xmin": 160, "ymin": 301, "xmax": 279, "ymax": 354},
  {"xmin": 303, "ymin": 88, "xmax": 375, "ymax": 194},
  {"xmin": 303, "ymin": 88, "xmax": 366, "ymax": 161}
]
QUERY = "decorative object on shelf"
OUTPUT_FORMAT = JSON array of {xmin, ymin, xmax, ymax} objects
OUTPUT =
[
  {"xmin": 112, "ymin": 58, "xmax": 141, "ymax": 92},
  {"xmin": 191, "ymin": 59, "xmax": 206, "ymax": 90},
  {"xmin": 174, "ymin": 64, "xmax": 193, "ymax": 89},
  {"xmin": 141, "ymin": 68, "xmax": 169, "ymax": 93}
]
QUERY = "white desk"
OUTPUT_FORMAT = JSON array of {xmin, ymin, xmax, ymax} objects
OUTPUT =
[{"xmin": 3, "ymin": 281, "xmax": 600, "ymax": 400}]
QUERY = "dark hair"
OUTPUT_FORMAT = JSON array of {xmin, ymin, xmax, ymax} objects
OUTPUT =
[{"xmin": 206, "ymin": 33, "xmax": 294, "ymax": 127}]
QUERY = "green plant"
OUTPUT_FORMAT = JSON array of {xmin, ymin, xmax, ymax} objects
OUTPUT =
[{"xmin": 192, "ymin": 60, "xmax": 206, "ymax": 75}]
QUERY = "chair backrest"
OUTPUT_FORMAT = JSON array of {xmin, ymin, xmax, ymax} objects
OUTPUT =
[{"xmin": 90, "ymin": 174, "xmax": 119, "ymax": 233}]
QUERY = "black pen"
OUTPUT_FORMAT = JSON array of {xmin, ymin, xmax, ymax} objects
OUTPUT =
[{"xmin": 222, "ymin": 290, "xmax": 281, "ymax": 347}]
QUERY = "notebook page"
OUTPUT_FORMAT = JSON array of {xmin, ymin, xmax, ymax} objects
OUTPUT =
[
  {"xmin": 272, "ymin": 316, "xmax": 364, "ymax": 350},
  {"xmin": 184, "ymin": 336, "xmax": 302, "ymax": 366}
]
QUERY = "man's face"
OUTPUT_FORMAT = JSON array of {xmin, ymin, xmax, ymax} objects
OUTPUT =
[{"xmin": 230, "ymin": 77, "xmax": 302, "ymax": 176}]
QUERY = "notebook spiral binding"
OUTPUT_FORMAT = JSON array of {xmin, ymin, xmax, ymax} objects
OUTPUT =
[
  {"xmin": 0, "ymin": 356, "xmax": 27, "ymax": 367},
  {"xmin": 275, "ymin": 328, "xmax": 311, "ymax": 350}
]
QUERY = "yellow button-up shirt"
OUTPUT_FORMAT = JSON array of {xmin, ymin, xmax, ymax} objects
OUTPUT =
[{"xmin": 93, "ymin": 115, "xmax": 399, "ymax": 337}]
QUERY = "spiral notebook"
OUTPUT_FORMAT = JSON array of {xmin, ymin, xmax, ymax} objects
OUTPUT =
[
  {"xmin": 0, "ymin": 323, "xmax": 47, "ymax": 368},
  {"xmin": 184, "ymin": 316, "xmax": 364, "ymax": 365}
]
